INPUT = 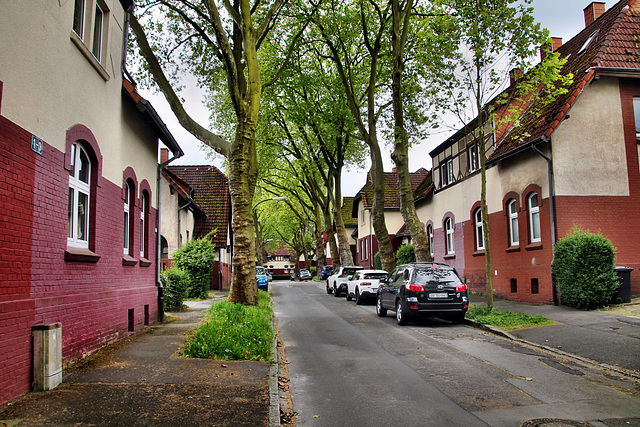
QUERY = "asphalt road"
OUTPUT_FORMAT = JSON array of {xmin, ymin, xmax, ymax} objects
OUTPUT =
[{"xmin": 273, "ymin": 280, "xmax": 640, "ymax": 427}]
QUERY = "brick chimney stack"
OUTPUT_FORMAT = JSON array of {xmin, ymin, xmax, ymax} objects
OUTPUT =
[
  {"xmin": 584, "ymin": 2, "xmax": 605, "ymax": 27},
  {"xmin": 540, "ymin": 37, "xmax": 563, "ymax": 62},
  {"xmin": 160, "ymin": 148, "xmax": 169, "ymax": 164}
]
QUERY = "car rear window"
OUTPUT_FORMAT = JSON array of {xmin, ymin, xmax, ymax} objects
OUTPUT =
[
  {"xmin": 412, "ymin": 268, "xmax": 461, "ymax": 285},
  {"xmin": 363, "ymin": 273, "xmax": 387, "ymax": 280},
  {"xmin": 256, "ymin": 267, "xmax": 265, "ymax": 275},
  {"xmin": 343, "ymin": 268, "xmax": 362, "ymax": 275}
]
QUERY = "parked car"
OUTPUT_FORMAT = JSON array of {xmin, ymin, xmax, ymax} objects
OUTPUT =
[
  {"xmin": 376, "ymin": 262, "xmax": 468, "ymax": 325},
  {"xmin": 326, "ymin": 266, "xmax": 364, "ymax": 297},
  {"xmin": 346, "ymin": 270, "xmax": 388, "ymax": 305},
  {"xmin": 299, "ymin": 269, "xmax": 312, "ymax": 281},
  {"xmin": 319, "ymin": 266, "xmax": 333, "ymax": 280},
  {"xmin": 256, "ymin": 266, "xmax": 269, "ymax": 292}
]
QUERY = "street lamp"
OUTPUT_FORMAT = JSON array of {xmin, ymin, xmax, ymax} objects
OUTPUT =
[{"xmin": 252, "ymin": 196, "xmax": 287, "ymax": 211}]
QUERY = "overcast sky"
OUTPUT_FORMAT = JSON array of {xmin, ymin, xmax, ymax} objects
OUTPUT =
[{"xmin": 143, "ymin": 0, "xmax": 612, "ymax": 196}]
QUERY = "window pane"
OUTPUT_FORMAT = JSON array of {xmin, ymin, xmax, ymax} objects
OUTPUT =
[
  {"xmin": 73, "ymin": 0, "xmax": 85, "ymax": 38},
  {"xmin": 92, "ymin": 4, "xmax": 103, "ymax": 60},
  {"xmin": 77, "ymin": 191, "xmax": 88, "ymax": 242},
  {"xmin": 69, "ymin": 143, "xmax": 76, "ymax": 177},
  {"xmin": 79, "ymin": 148, "xmax": 90, "ymax": 183},
  {"xmin": 530, "ymin": 193, "xmax": 538, "ymax": 208},
  {"xmin": 68, "ymin": 188, "xmax": 74, "ymax": 238},
  {"xmin": 532, "ymin": 212, "xmax": 540, "ymax": 240},
  {"xmin": 634, "ymin": 98, "xmax": 640, "ymax": 136},
  {"xmin": 124, "ymin": 211, "xmax": 129, "ymax": 251}
]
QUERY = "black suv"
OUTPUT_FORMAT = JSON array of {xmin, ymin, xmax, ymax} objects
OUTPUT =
[{"xmin": 376, "ymin": 262, "xmax": 469, "ymax": 325}]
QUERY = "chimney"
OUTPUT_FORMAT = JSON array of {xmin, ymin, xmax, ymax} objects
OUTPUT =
[
  {"xmin": 160, "ymin": 148, "xmax": 169, "ymax": 164},
  {"xmin": 509, "ymin": 68, "xmax": 523, "ymax": 85},
  {"xmin": 584, "ymin": 2, "xmax": 605, "ymax": 27},
  {"xmin": 540, "ymin": 37, "xmax": 563, "ymax": 61}
]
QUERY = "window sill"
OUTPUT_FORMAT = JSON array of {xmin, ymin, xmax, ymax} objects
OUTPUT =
[
  {"xmin": 506, "ymin": 246, "xmax": 521, "ymax": 253},
  {"xmin": 139, "ymin": 257, "xmax": 152, "ymax": 268},
  {"xmin": 65, "ymin": 248, "xmax": 101, "ymax": 263},
  {"xmin": 70, "ymin": 32, "xmax": 110, "ymax": 81},
  {"xmin": 444, "ymin": 253, "xmax": 456, "ymax": 260},
  {"xmin": 525, "ymin": 242, "xmax": 543, "ymax": 251},
  {"xmin": 472, "ymin": 250, "xmax": 485, "ymax": 257},
  {"xmin": 122, "ymin": 254, "xmax": 138, "ymax": 266}
]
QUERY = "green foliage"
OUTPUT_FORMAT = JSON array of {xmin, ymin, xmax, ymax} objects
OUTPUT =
[
  {"xmin": 310, "ymin": 267, "xmax": 317, "ymax": 276},
  {"xmin": 160, "ymin": 267, "xmax": 188, "ymax": 311},
  {"xmin": 553, "ymin": 228, "xmax": 619, "ymax": 309},
  {"xmin": 466, "ymin": 305, "xmax": 554, "ymax": 331},
  {"xmin": 173, "ymin": 237, "xmax": 215, "ymax": 299},
  {"xmin": 183, "ymin": 290, "xmax": 273, "ymax": 361},
  {"xmin": 396, "ymin": 244, "xmax": 416, "ymax": 265},
  {"xmin": 374, "ymin": 252, "xmax": 382, "ymax": 270}
]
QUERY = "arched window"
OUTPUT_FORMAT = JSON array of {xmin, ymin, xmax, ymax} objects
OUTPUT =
[
  {"xmin": 124, "ymin": 180, "xmax": 134, "ymax": 255},
  {"xmin": 140, "ymin": 191, "xmax": 148, "ymax": 258},
  {"xmin": 528, "ymin": 193, "xmax": 541, "ymax": 243},
  {"xmin": 445, "ymin": 217, "xmax": 455, "ymax": 255},
  {"xmin": 474, "ymin": 208, "xmax": 484, "ymax": 250},
  {"xmin": 68, "ymin": 142, "xmax": 92, "ymax": 248},
  {"xmin": 508, "ymin": 199, "xmax": 519, "ymax": 246},
  {"xmin": 427, "ymin": 224, "xmax": 434, "ymax": 257}
]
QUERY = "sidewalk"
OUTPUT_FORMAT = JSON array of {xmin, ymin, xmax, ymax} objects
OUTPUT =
[
  {"xmin": 0, "ymin": 292, "xmax": 271, "ymax": 426},
  {"xmin": 469, "ymin": 294, "xmax": 640, "ymax": 376}
]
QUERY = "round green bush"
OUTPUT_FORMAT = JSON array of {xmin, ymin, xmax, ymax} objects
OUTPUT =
[
  {"xmin": 160, "ymin": 267, "xmax": 188, "ymax": 310},
  {"xmin": 173, "ymin": 237, "xmax": 215, "ymax": 299},
  {"xmin": 396, "ymin": 244, "xmax": 416, "ymax": 265},
  {"xmin": 553, "ymin": 229, "xmax": 619, "ymax": 309}
]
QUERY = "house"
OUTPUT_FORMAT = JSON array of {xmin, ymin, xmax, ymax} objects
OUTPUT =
[
  {"xmin": 164, "ymin": 164, "xmax": 232, "ymax": 289},
  {"xmin": 0, "ymin": 0, "xmax": 183, "ymax": 405},
  {"xmin": 325, "ymin": 196, "xmax": 358, "ymax": 266},
  {"xmin": 420, "ymin": 0, "xmax": 640, "ymax": 303},
  {"xmin": 263, "ymin": 242, "xmax": 297, "ymax": 275},
  {"xmin": 352, "ymin": 168, "xmax": 430, "ymax": 268}
]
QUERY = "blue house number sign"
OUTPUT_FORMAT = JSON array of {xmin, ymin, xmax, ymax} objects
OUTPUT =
[{"xmin": 31, "ymin": 135, "xmax": 43, "ymax": 155}]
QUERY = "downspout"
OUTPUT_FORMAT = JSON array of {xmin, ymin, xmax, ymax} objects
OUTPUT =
[
  {"xmin": 369, "ymin": 208, "xmax": 373, "ymax": 269},
  {"xmin": 531, "ymin": 137, "xmax": 559, "ymax": 305}
]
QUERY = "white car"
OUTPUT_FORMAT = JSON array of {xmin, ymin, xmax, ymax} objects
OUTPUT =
[
  {"xmin": 326, "ymin": 266, "xmax": 364, "ymax": 297},
  {"xmin": 346, "ymin": 270, "xmax": 389, "ymax": 305}
]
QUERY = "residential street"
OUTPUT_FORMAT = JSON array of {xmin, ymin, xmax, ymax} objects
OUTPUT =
[{"xmin": 273, "ymin": 281, "xmax": 640, "ymax": 426}]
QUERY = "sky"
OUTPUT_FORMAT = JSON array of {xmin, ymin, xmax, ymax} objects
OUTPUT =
[{"xmin": 141, "ymin": 0, "xmax": 610, "ymax": 197}]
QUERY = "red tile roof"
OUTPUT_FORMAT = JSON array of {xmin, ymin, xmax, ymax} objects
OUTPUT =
[{"xmin": 165, "ymin": 165, "xmax": 231, "ymax": 247}]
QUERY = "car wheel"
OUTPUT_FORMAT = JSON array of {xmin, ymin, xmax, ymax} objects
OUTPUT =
[
  {"xmin": 333, "ymin": 285, "xmax": 341, "ymax": 297},
  {"xmin": 346, "ymin": 290, "xmax": 352, "ymax": 301},
  {"xmin": 355, "ymin": 289, "xmax": 363, "ymax": 305},
  {"xmin": 396, "ymin": 300, "xmax": 408, "ymax": 326},
  {"xmin": 326, "ymin": 282, "xmax": 332, "ymax": 294},
  {"xmin": 376, "ymin": 294, "xmax": 387, "ymax": 317},
  {"xmin": 449, "ymin": 312, "xmax": 466, "ymax": 324}
]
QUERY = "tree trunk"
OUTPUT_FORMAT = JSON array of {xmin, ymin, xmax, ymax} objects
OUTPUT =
[
  {"xmin": 314, "ymin": 203, "xmax": 327, "ymax": 268},
  {"xmin": 369, "ymin": 147, "xmax": 395, "ymax": 273},
  {"xmin": 324, "ymin": 205, "xmax": 340, "ymax": 270},
  {"xmin": 333, "ymin": 170, "xmax": 354, "ymax": 266}
]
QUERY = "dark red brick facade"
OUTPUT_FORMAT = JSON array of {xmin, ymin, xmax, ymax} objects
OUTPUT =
[{"xmin": 0, "ymin": 115, "xmax": 159, "ymax": 405}]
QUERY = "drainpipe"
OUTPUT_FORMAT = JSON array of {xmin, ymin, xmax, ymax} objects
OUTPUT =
[
  {"xmin": 369, "ymin": 209, "xmax": 373, "ymax": 269},
  {"xmin": 531, "ymin": 137, "xmax": 559, "ymax": 305}
]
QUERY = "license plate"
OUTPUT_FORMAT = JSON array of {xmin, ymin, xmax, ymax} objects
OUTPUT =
[{"xmin": 428, "ymin": 292, "xmax": 449, "ymax": 299}]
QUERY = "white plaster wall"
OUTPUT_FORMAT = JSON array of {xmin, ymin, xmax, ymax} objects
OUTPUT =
[{"xmin": 552, "ymin": 77, "xmax": 628, "ymax": 196}]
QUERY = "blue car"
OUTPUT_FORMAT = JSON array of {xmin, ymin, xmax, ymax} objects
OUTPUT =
[
  {"xmin": 257, "ymin": 266, "xmax": 269, "ymax": 291},
  {"xmin": 320, "ymin": 266, "xmax": 333, "ymax": 280}
]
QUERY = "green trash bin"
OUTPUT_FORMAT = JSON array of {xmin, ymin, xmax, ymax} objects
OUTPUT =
[{"xmin": 612, "ymin": 266, "xmax": 633, "ymax": 304}]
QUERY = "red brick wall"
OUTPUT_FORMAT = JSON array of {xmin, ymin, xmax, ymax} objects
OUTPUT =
[{"xmin": 0, "ymin": 115, "xmax": 159, "ymax": 405}]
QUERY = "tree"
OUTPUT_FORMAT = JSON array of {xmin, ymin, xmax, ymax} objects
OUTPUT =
[
  {"xmin": 130, "ymin": 0, "xmax": 313, "ymax": 305},
  {"xmin": 444, "ymin": 0, "xmax": 568, "ymax": 309}
]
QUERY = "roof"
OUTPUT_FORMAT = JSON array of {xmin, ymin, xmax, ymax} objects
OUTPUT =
[
  {"xmin": 266, "ymin": 241, "xmax": 296, "ymax": 258},
  {"xmin": 351, "ymin": 168, "xmax": 431, "ymax": 218},
  {"xmin": 165, "ymin": 165, "xmax": 231, "ymax": 247},
  {"xmin": 490, "ymin": 0, "xmax": 640, "ymax": 161},
  {"xmin": 161, "ymin": 168, "xmax": 205, "ymax": 217},
  {"xmin": 122, "ymin": 78, "xmax": 183, "ymax": 158},
  {"xmin": 340, "ymin": 197, "xmax": 357, "ymax": 227}
]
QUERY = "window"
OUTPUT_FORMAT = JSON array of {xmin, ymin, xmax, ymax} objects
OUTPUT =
[
  {"xmin": 123, "ymin": 181, "xmax": 133, "ymax": 255},
  {"xmin": 427, "ymin": 224, "xmax": 434, "ymax": 257},
  {"xmin": 633, "ymin": 98, "xmax": 640, "ymax": 138},
  {"xmin": 468, "ymin": 144, "xmax": 479, "ymax": 173},
  {"xmin": 528, "ymin": 193, "xmax": 541, "ymax": 243},
  {"xmin": 445, "ymin": 217, "xmax": 455, "ymax": 255},
  {"xmin": 68, "ymin": 142, "xmax": 91, "ymax": 248},
  {"xmin": 474, "ymin": 208, "xmax": 484, "ymax": 250},
  {"xmin": 508, "ymin": 199, "xmax": 519, "ymax": 246},
  {"xmin": 440, "ymin": 158, "xmax": 454, "ymax": 187},
  {"xmin": 92, "ymin": 3, "xmax": 104, "ymax": 61},
  {"xmin": 140, "ymin": 191, "xmax": 147, "ymax": 258},
  {"xmin": 531, "ymin": 278, "xmax": 539, "ymax": 294},
  {"xmin": 510, "ymin": 278, "xmax": 518, "ymax": 293},
  {"xmin": 73, "ymin": 0, "xmax": 85, "ymax": 39}
]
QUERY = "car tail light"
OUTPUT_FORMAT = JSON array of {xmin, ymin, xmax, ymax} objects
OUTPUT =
[
  {"xmin": 361, "ymin": 282, "xmax": 371, "ymax": 286},
  {"xmin": 410, "ymin": 305, "xmax": 418, "ymax": 309},
  {"xmin": 406, "ymin": 283, "xmax": 425, "ymax": 292},
  {"xmin": 456, "ymin": 283, "xmax": 467, "ymax": 292},
  {"xmin": 339, "ymin": 274, "xmax": 347, "ymax": 278}
]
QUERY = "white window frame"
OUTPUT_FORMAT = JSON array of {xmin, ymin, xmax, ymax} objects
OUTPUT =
[
  {"xmin": 528, "ymin": 193, "xmax": 541, "ymax": 243},
  {"xmin": 73, "ymin": 0, "xmax": 86, "ymax": 39},
  {"xmin": 445, "ymin": 217, "xmax": 455, "ymax": 255},
  {"xmin": 508, "ymin": 199, "xmax": 519, "ymax": 246},
  {"xmin": 441, "ymin": 158, "xmax": 454, "ymax": 187},
  {"xmin": 68, "ymin": 143, "xmax": 91, "ymax": 249},
  {"xmin": 124, "ymin": 182, "xmax": 131, "ymax": 255},
  {"xmin": 468, "ymin": 144, "xmax": 479, "ymax": 173},
  {"xmin": 474, "ymin": 208, "xmax": 484, "ymax": 250},
  {"xmin": 92, "ymin": 3, "xmax": 104, "ymax": 61},
  {"xmin": 633, "ymin": 98, "xmax": 640, "ymax": 138},
  {"xmin": 427, "ymin": 224, "xmax": 434, "ymax": 257},
  {"xmin": 140, "ymin": 192, "xmax": 147, "ymax": 258}
]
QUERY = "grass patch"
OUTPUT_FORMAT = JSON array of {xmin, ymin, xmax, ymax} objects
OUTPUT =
[
  {"xmin": 182, "ymin": 290, "xmax": 273, "ymax": 362},
  {"xmin": 466, "ymin": 304, "xmax": 554, "ymax": 330}
]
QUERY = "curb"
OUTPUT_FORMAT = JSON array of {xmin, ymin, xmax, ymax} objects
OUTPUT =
[
  {"xmin": 464, "ymin": 319, "xmax": 640, "ymax": 380},
  {"xmin": 269, "ymin": 314, "xmax": 280, "ymax": 427}
]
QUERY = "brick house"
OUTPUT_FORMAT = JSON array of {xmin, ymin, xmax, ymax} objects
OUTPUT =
[
  {"xmin": 0, "ymin": 1, "xmax": 183, "ymax": 405},
  {"xmin": 352, "ymin": 168, "xmax": 430, "ymax": 269},
  {"xmin": 420, "ymin": 0, "xmax": 640, "ymax": 303},
  {"xmin": 164, "ymin": 164, "xmax": 233, "ymax": 290}
]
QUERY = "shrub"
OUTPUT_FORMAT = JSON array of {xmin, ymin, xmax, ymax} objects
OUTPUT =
[
  {"xmin": 374, "ymin": 252, "xmax": 382, "ymax": 270},
  {"xmin": 396, "ymin": 244, "xmax": 416, "ymax": 265},
  {"xmin": 553, "ymin": 228, "xmax": 619, "ymax": 309},
  {"xmin": 173, "ymin": 237, "xmax": 215, "ymax": 299},
  {"xmin": 310, "ymin": 267, "xmax": 316, "ymax": 276},
  {"xmin": 160, "ymin": 267, "xmax": 188, "ymax": 310}
]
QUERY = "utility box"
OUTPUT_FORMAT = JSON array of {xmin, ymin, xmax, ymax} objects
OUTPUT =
[
  {"xmin": 32, "ymin": 322, "xmax": 62, "ymax": 391},
  {"xmin": 612, "ymin": 267, "xmax": 633, "ymax": 304}
]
